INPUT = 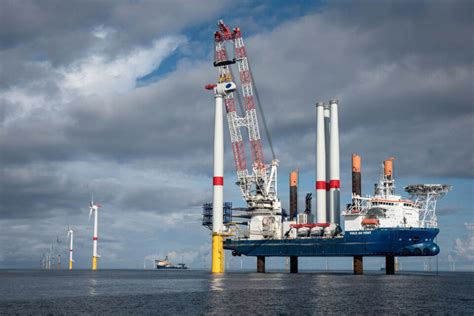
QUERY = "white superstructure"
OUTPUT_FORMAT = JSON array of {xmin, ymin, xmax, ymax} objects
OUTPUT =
[{"xmin": 343, "ymin": 160, "xmax": 451, "ymax": 231}]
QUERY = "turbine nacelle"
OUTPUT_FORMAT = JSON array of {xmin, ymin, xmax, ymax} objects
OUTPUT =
[
  {"xmin": 216, "ymin": 82, "xmax": 237, "ymax": 95},
  {"xmin": 205, "ymin": 82, "xmax": 237, "ymax": 96},
  {"xmin": 67, "ymin": 227, "xmax": 73, "ymax": 240},
  {"xmin": 89, "ymin": 202, "xmax": 101, "ymax": 220}
]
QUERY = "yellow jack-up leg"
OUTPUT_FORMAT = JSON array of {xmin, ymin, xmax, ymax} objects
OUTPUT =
[
  {"xmin": 92, "ymin": 256, "xmax": 98, "ymax": 270},
  {"xmin": 212, "ymin": 233, "xmax": 224, "ymax": 273}
]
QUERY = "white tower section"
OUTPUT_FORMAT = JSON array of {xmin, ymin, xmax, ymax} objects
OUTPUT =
[
  {"xmin": 404, "ymin": 184, "xmax": 452, "ymax": 228},
  {"xmin": 93, "ymin": 208, "xmax": 98, "ymax": 256},
  {"xmin": 211, "ymin": 82, "xmax": 237, "ymax": 234},
  {"xmin": 329, "ymin": 99, "xmax": 340, "ymax": 225},
  {"xmin": 315, "ymin": 102, "xmax": 327, "ymax": 223},
  {"xmin": 324, "ymin": 105, "xmax": 331, "ymax": 222},
  {"xmin": 212, "ymin": 84, "xmax": 230, "ymax": 234},
  {"xmin": 210, "ymin": 81, "xmax": 237, "ymax": 273}
]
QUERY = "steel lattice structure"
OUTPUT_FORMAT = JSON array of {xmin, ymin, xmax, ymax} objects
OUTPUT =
[
  {"xmin": 213, "ymin": 20, "xmax": 279, "ymax": 212},
  {"xmin": 404, "ymin": 184, "xmax": 452, "ymax": 228}
]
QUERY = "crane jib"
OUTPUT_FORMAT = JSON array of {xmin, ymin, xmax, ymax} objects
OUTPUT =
[{"xmin": 211, "ymin": 19, "xmax": 279, "ymax": 208}]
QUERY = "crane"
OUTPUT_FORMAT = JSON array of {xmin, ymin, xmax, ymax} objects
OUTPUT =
[{"xmin": 211, "ymin": 20, "xmax": 282, "ymax": 239}]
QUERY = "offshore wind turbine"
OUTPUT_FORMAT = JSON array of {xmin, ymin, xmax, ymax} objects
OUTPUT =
[
  {"xmin": 67, "ymin": 225, "xmax": 74, "ymax": 270},
  {"xmin": 50, "ymin": 244, "xmax": 55, "ymax": 269},
  {"xmin": 56, "ymin": 236, "xmax": 61, "ymax": 270},
  {"xmin": 46, "ymin": 250, "xmax": 51, "ymax": 270},
  {"xmin": 41, "ymin": 254, "xmax": 46, "ymax": 269},
  {"xmin": 89, "ymin": 198, "xmax": 101, "ymax": 270}
]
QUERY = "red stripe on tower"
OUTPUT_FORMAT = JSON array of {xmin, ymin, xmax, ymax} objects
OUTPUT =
[
  {"xmin": 213, "ymin": 176, "xmax": 224, "ymax": 186},
  {"xmin": 316, "ymin": 181, "xmax": 326, "ymax": 190},
  {"xmin": 329, "ymin": 180, "xmax": 340, "ymax": 189},
  {"xmin": 93, "ymin": 237, "xmax": 98, "ymax": 241}
]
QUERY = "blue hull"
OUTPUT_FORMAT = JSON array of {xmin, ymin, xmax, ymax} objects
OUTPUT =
[{"xmin": 224, "ymin": 228, "xmax": 440, "ymax": 257}]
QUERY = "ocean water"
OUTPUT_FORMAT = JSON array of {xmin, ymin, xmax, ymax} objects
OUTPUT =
[{"xmin": 1, "ymin": 270, "xmax": 473, "ymax": 315}]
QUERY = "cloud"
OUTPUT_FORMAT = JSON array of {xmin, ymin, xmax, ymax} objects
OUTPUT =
[
  {"xmin": 61, "ymin": 36, "xmax": 186, "ymax": 96},
  {"xmin": 0, "ymin": 0, "xmax": 231, "ymax": 63},
  {"xmin": 0, "ymin": 1, "xmax": 472, "ymax": 268},
  {"xmin": 241, "ymin": 6, "xmax": 473, "ymax": 179},
  {"xmin": 453, "ymin": 223, "xmax": 474, "ymax": 261}
]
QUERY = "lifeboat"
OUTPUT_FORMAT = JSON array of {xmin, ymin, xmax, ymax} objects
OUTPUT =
[{"xmin": 362, "ymin": 218, "xmax": 379, "ymax": 226}]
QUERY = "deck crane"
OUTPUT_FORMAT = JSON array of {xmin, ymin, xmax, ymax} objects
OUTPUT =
[{"xmin": 212, "ymin": 20, "xmax": 282, "ymax": 240}]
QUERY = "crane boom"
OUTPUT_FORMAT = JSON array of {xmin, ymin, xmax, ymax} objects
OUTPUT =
[{"xmin": 212, "ymin": 20, "xmax": 280, "ymax": 219}]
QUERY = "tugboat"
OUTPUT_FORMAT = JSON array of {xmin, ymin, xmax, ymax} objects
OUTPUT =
[{"xmin": 155, "ymin": 256, "xmax": 188, "ymax": 270}]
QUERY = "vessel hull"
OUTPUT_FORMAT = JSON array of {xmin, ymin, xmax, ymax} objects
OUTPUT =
[
  {"xmin": 224, "ymin": 228, "xmax": 439, "ymax": 257},
  {"xmin": 156, "ymin": 266, "xmax": 188, "ymax": 270}
]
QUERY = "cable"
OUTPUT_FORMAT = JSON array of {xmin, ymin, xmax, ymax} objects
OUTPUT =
[
  {"xmin": 228, "ymin": 65, "xmax": 245, "ymax": 116},
  {"xmin": 247, "ymin": 60, "xmax": 276, "ymax": 160}
]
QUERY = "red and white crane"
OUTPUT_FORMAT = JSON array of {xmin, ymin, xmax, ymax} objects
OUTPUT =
[
  {"xmin": 211, "ymin": 20, "xmax": 282, "ymax": 240},
  {"xmin": 213, "ymin": 20, "xmax": 280, "ymax": 220}
]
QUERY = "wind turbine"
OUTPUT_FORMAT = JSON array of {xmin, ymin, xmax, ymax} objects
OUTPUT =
[
  {"xmin": 46, "ymin": 250, "xmax": 50, "ymax": 270},
  {"xmin": 89, "ymin": 197, "xmax": 101, "ymax": 270},
  {"xmin": 56, "ymin": 236, "xmax": 61, "ymax": 270},
  {"xmin": 50, "ymin": 243, "xmax": 55, "ymax": 269},
  {"xmin": 67, "ymin": 225, "xmax": 74, "ymax": 270}
]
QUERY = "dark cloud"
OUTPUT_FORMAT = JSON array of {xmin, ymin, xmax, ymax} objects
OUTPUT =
[
  {"xmin": 0, "ymin": 0, "xmax": 231, "ymax": 92},
  {"xmin": 243, "ymin": 1, "xmax": 473, "ymax": 179},
  {"xmin": 0, "ymin": 0, "xmax": 472, "ymax": 268}
]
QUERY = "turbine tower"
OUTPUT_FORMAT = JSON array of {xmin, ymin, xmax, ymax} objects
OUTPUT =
[
  {"xmin": 89, "ymin": 198, "xmax": 101, "ymax": 270},
  {"xmin": 67, "ymin": 225, "xmax": 74, "ymax": 270},
  {"xmin": 205, "ymin": 81, "xmax": 237, "ymax": 273},
  {"xmin": 50, "ymin": 244, "xmax": 55, "ymax": 269},
  {"xmin": 56, "ymin": 236, "xmax": 61, "ymax": 270}
]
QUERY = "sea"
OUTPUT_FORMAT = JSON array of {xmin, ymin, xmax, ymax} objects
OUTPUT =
[{"xmin": 1, "ymin": 270, "xmax": 473, "ymax": 315}]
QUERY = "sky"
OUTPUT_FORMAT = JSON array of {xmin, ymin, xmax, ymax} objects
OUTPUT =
[{"xmin": 0, "ymin": 0, "xmax": 473, "ymax": 271}]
